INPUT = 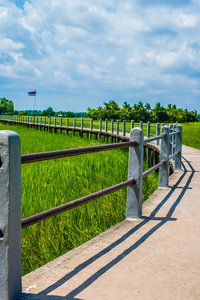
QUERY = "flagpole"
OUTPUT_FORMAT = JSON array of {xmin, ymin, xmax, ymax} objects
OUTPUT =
[
  {"xmin": 34, "ymin": 94, "xmax": 36, "ymax": 111},
  {"xmin": 33, "ymin": 93, "xmax": 36, "ymax": 120}
]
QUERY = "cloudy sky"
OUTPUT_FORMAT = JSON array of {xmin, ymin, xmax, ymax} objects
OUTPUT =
[{"xmin": 1, "ymin": 0, "xmax": 200, "ymax": 112}]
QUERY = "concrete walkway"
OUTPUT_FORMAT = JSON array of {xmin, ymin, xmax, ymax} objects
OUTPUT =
[{"xmin": 19, "ymin": 145, "xmax": 200, "ymax": 300}]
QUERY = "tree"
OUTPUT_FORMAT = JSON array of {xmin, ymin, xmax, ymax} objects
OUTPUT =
[
  {"xmin": 87, "ymin": 100, "xmax": 198, "ymax": 123},
  {"xmin": 103, "ymin": 100, "xmax": 120, "ymax": 120},
  {"xmin": 7, "ymin": 100, "xmax": 14, "ymax": 114},
  {"xmin": 122, "ymin": 101, "xmax": 131, "ymax": 111},
  {"xmin": 119, "ymin": 107, "xmax": 134, "ymax": 121},
  {"xmin": 42, "ymin": 107, "xmax": 55, "ymax": 117},
  {"xmin": 132, "ymin": 102, "xmax": 150, "ymax": 122},
  {"xmin": 151, "ymin": 103, "xmax": 169, "ymax": 123},
  {"xmin": 145, "ymin": 103, "xmax": 151, "ymax": 111},
  {"xmin": 119, "ymin": 102, "xmax": 134, "ymax": 121},
  {"xmin": 0, "ymin": 98, "xmax": 14, "ymax": 115},
  {"xmin": 18, "ymin": 111, "xmax": 28, "ymax": 116},
  {"xmin": 65, "ymin": 111, "xmax": 75, "ymax": 118}
]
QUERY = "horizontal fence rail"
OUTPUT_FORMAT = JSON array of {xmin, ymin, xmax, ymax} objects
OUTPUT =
[
  {"xmin": 142, "ymin": 160, "xmax": 166, "ymax": 178},
  {"xmin": 144, "ymin": 134, "xmax": 166, "ymax": 143},
  {"xmin": 21, "ymin": 141, "xmax": 138, "ymax": 164},
  {"xmin": 0, "ymin": 121, "xmax": 182, "ymax": 299},
  {"xmin": 21, "ymin": 178, "xmax": 136, "ymax": 229}
]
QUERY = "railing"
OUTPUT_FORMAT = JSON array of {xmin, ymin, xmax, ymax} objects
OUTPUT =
[
  {"xmin": 0, "ymin": 115, "xmax": 168, "ymax": 141},
  {"xmin": 0, "ymin": 124, "xmax": 182, "ymax": 299}
]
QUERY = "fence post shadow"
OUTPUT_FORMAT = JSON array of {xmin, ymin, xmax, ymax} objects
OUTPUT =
[
  {"xmin": 17, "ymin": 156, "xmax": 193, "ymax": 300},
  {"xmin": 0, "ymin": 119, "xmax": 185, "ymax": 300}
]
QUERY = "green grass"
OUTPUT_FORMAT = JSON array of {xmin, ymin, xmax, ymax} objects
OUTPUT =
[
  {"xmin": 1, "ymin": 120, "xmax": 199, "ymax": 275},
  {"xmin": 0, "ymin": 123, "xmax": 158, "ymax": 275},
  {"xmin": 181, "ymin": 123, "xmax": 200, "ymax": 149}
]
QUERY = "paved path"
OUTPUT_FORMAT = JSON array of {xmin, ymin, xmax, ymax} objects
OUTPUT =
[{"xmin": 20, "ymin": 145, "xmax": 200, "ymax": 300}]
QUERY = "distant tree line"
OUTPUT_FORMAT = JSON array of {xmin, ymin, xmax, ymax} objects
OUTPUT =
[
  {"xmin": 1, "ymin": 97, "xmax": 199, "ymax": 123},
  {"xmin": 0, "ymin": 98, "xmax": 87, "ymax": 118},
  {"xmin": 16, "ymin": 107, "xmax": 87, "ymax": 118},
  {"xmin": 87, "ymin": 100, "xmax": 199, "ymax": 123}
]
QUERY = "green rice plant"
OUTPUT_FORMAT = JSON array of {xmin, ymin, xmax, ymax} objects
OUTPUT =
[{"xmin": 0, "ymin": 123, "xmax": 158, "ymax": 275}]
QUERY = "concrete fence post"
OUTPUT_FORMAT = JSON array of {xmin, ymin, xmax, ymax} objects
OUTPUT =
[
  {"xmin": 140, "ymin": 121, "xmax": 143, "ymax": 130},
  {"xmin": 173, "ymin": 123, "xmax": 177, "ymax": 160},
  {"xmin": 169, "ymin": 124, "xmax": 173, "ymax": 155},
  {"xmin": 59, "ymin": 117, "xmax": 62, "ymax": 134},
  {"xmin": 99, "ymin": 119, "xmax": 102, "ymax": 131},
  {"xmin": 54, "ymin": 117, "xmax": 56, "ymax": 127},
  {"xmin": 105, "ymin": 119, "xmax": 108, "ymax": 132},
  {"xmin": 81, "ymin": 118, "xmax": 83, "ymax": 130},
  {"xmin": 111, "ymin": 120, "xmax": 114, "ymax": 134},
  {"xmin": 126, "ymin": 128, "xmax": 144, "ymax": 219},
  {"xmin": 73, "ymin": 118, "xmax": 76, "ymax": 128},
  {"xmin": 156, "ymin": 123, "xmax": 160, "ymax": 146},
  {"xmin": 147, "ymin": 121, "xmax": 150, "ymax": 138},
  {"xmin": 44, "ymin": 117, "xmax": 46, "ymax": 126},
  {"xmin": 117, "ymin": 120, "xmax": 119, "ymax": 135},
  {"xmin": 0, "ymin": 130, "xmax": 21, "ymax": 299},
  {"xmin": 90, "ymin": 119, "xmax": 93, "ymax": 131},
  {"xmin": 123, "ymin": 120, "xmax": 126, "ymax": 136},
  {"xmin": 159, "ymin": 125, "xmax": 169, "ymax": 188},
  {"xmin": 131, "ymin": 120, "xmax": 134, "ymax": 129},
  {"xmin": 66, "ymin": 118, "xmax": 69, "ymax": 127},
  {"xmin": 175, "ymin": 125, "xmax": 182, "ymax": 172}
]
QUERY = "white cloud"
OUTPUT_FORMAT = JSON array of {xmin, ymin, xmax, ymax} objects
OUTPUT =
[
  {"xmin": 0, "ymin": 0, "xmax": 200, "ymax": 111},
  {"xmin": 155, "ymin": 52, "xmax": 179, "ymax": 67},
  {"xmin": 174, "ymin": 12, "xmax": 198, "ymax": 27}
]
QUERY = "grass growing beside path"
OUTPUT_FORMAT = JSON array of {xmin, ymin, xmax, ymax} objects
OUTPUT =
[
  {"xmin": 181, "ymin": 123, "xmax": 200, "ymax": 150},
  {"xmin": 0, "ymin": 123, "xmax": 158, "ymax": 275}
]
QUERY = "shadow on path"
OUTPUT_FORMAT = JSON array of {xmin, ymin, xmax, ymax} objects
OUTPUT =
[{"xmin": 19, "ymin": 156, "xmax": 195, "ymax": 300}]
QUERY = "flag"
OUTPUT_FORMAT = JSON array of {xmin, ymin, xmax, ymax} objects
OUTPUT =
[{"xmin": 28, "ymin": 90, "xmax": 36, "ymax": 96}]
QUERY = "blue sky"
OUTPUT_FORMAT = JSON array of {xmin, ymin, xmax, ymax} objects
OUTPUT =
[{"xmin": 0, "ymin": 0, "xmax": 200, "ymax": 113}]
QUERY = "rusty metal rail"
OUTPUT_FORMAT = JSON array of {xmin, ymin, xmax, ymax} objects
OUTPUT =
[
  {"xmin": 20, "ymin": 127, "xmax": 182, "ymax": 229},
  {"xmin": 21, "ymin": 178, "xmax": 136, "ymax": 229},
  {"xmin": 142, "ymin": 160, "xmax": 166, "ymax": 178},
  {"xmin": 21, "ymin": 140, "xmax": 138, "ymax": 164}
]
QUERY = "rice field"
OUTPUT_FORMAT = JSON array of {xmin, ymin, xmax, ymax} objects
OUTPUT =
[
  {"xmin": 4, "ymin": 116, "xmax": 200, "ymax": 148},
  {"xmin": 0, "ymin": 123, "xmax": 159, "ymax": 275}
]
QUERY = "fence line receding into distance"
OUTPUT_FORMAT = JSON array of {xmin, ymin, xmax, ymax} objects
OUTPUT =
[{"xmin": 0, "ymin": 116, "xmax": 182, "ymax": 300}]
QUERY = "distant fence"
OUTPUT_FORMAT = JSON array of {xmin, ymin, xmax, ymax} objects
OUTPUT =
[
  {"xmin": 0, "ymin": 115, "xmax": 165, "ymax": 143},
  {"xmin": 0, "ymin": 117, "xmax": 182, "ymax": 299}
]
